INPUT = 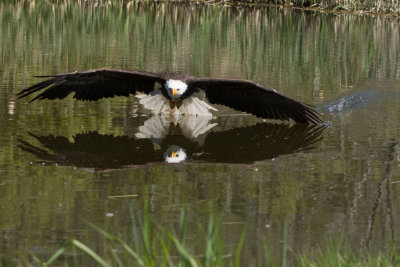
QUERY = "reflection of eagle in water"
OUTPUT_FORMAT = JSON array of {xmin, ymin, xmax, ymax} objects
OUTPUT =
[
  {"xmin": 18, "ymin": 68, "xmax": 322, "ymax": 124},
  {"xmin": 18, "ymin": 123, "xmax": 324, "ymax": 169}
]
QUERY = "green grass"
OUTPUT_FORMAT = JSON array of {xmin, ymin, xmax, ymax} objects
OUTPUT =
[
  {"xmin": 17, "ymin": 203, "xmax": 398, "ymax": 267},
  {"xmin": 297, "ymin": 239, "xmax": 400, "ymax": 267},
  {"xmin": 1, "ymin": 192, "xmax": 398, "ymax": 266},
  {"xmin": 39, "ymin": 201, "xmax": 248, "ymax": 267}
]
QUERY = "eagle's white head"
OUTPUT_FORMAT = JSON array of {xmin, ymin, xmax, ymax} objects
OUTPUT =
[
  {"xmin": 164, "ymin": 145, "xmax": 187, "ymax": 163},
  {"xmin": 165, "ymin": 79, "xmax": 188, "ymax": 99}
]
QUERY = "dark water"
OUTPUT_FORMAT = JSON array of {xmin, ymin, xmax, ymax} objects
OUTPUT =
[{"xmin": 1, "ymin": 2, "xmax": 400, "ymax": 265}]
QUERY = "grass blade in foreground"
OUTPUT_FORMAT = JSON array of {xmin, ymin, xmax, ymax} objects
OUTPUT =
[
  {"xmin": 40, "ymin": 208, "xmax": 399, "ymax": 266},
  {"xmin": 88, "ymin": 222, "xmax": 145, "ymax": 266},
  {"xmin": 44, "ymin": 240, "xmax": 110, "ymax": 267}
]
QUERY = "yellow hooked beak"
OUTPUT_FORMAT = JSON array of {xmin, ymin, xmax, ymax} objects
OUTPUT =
[
  {"xmin": 170, "ymin": 151, "xmax": 177, "ymax": 157},
  {"xmin": 171, "ymin": 88, "xmax": 178, "ymax": 96}
]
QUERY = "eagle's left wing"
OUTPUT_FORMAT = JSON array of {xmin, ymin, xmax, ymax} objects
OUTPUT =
[{"xmin": 185, "ymin": 77, "xmax": 322, "ymax": 124}]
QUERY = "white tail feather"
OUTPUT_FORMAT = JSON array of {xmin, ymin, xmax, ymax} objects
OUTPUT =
[
  {"xmin": 136, "ymin": 90, "xmax": 170, "ymax": 115},
  {"xmin": 136, "ymin": 91, "xmax": 217, "ymax": 117},
  {"xmin": 178, "ymin": 96, "xmax": 218, "ymax": 117}
]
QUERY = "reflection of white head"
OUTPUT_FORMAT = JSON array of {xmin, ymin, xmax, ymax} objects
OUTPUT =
[
  {"xmin": 165, "ymin": 79, "xmax": 188, "ymax": 99},
  {"xmin": 164, "ymin": 145, "xmax": 187, "ymax": 163}
]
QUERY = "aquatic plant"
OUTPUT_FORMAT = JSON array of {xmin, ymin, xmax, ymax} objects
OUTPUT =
[
  {"xmin": 8, "ymin": 199, "xmax": 397, "ymax": 266},
  {"xmin": 40, "ymin": 201, "xmax": 248, "ymax": 266}
]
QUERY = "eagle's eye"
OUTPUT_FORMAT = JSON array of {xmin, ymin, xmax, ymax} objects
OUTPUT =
[{"xmin": 176, "ymin": 154, "xmax": 179, "ymax": 157}]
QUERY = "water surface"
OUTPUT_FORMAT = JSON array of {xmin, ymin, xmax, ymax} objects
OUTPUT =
[{"xmin": 1, "ymin": 2, "xmax": 400, "ymax": 265}]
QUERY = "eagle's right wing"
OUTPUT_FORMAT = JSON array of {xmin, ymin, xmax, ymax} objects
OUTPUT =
[{"xmin": 18, "ymin": 68, "xmax": 166, "ymax": 102}]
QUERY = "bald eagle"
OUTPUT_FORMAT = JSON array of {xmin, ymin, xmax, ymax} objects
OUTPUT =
[{"xmin": 18, "ymin": 68, "xmax": 322, "ymax": 124}]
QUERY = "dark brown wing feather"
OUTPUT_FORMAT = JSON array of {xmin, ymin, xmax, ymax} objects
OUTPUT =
[
  {"xmin": 17, "ymin": 68, "xmax": 166, "ymax": 102},
  {"xmin": 186, "ymin": 78, "xmax": 322, "ymax": 124}
]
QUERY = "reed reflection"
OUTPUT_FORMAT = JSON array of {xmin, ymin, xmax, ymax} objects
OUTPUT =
[{"xmin": 18, "ymin": 115, "xmax": 325, "ymax": 169}]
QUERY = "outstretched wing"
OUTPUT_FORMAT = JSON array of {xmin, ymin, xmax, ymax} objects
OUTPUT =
[
  {"xmin": 17, "ymin": 68, "xmax": 166, "ymax": 102},
  {"xmin": 186, "ymin": 78, "xmax": 322, "ymax": 124}
]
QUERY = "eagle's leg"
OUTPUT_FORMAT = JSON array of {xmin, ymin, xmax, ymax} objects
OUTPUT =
[
  {"xmin": 169, "ymin": 99, "xmax": 183, "ymax": 109},
  {"xmin": 175, "ymin": 99, "xmax": 183, "ymax": 109}
]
